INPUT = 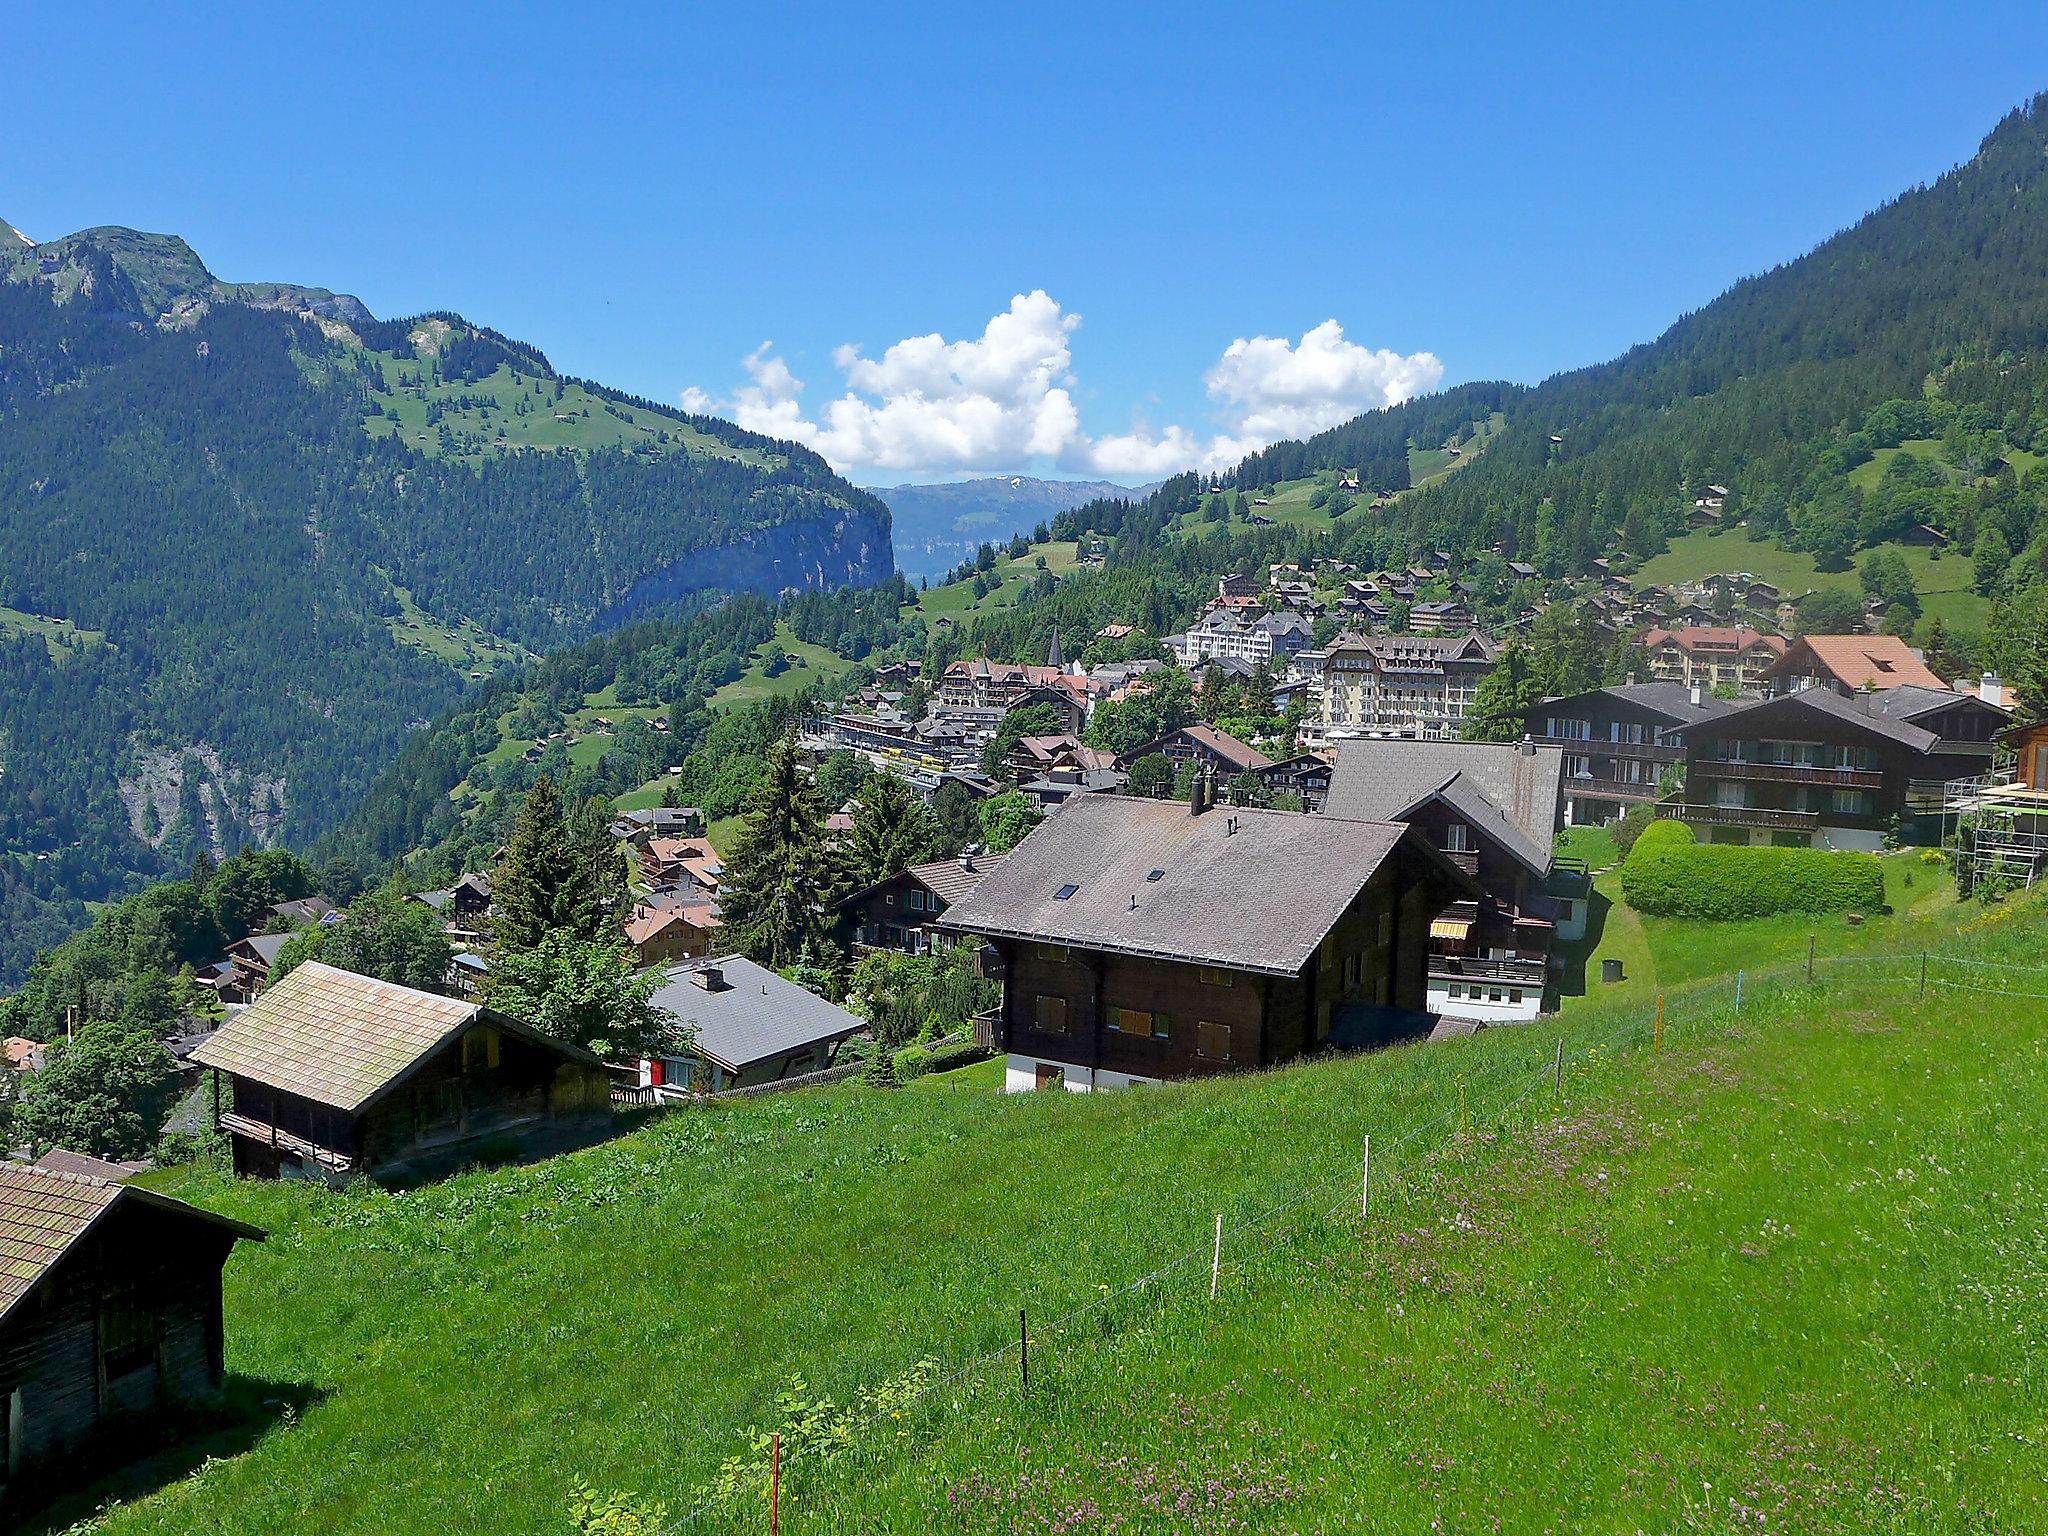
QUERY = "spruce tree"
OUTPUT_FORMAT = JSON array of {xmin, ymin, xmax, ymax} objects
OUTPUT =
[
  {"xmin": 718, "ymin": 736, "xmax": 842, "ymax": 967},
  {"xmin": 493, "ymin": 776, "xmax": 573, "ymax": 950},
  {"xmin": 846, "ymin": 772, "xmax": 940, "ymax": 887}
]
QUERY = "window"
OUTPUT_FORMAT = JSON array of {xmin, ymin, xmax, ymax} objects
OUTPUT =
[
  {"xmin": 1112, "ymin": 1007, "xmax": 1165, "ymax": 1038},
  {"xmin": 1195, "ymin": 1020, "xmax": 1234, "ymax": 1061},
  {"xmin": 1443, "ymin": 823, "xmax": 1471, "ymax": 853},
  {"xmin": 1197, "ymin": 967, "xmax": 1234, "ymax": 987},
  {"xmin": 1034, "ymin": 994, "xmax": 1069, "ymax": 1033},
  {"xmin": 98, "ymin": 1298, "xmax": 156, "ymax": 1379}
]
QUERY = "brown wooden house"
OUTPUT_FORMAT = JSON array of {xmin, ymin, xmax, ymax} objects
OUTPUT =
[
  {"xmin": 191, "ymin": 961, "xmax": 613, "ymax": 1184},
  {"xmin": 937, "ymin": 792, "xmax": 1477, "ymax": 1091},
  {"xmin": 0, "ymin": 1162, "xmax": 264, "ymax": 1497},
  {"xmin": 836, "ymin": 852, "xmax": 1008, "ymax": 955}
]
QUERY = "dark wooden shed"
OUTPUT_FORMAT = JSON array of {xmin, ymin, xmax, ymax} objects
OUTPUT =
[
  {"xmin": 0, "ymin": 1162, "xmax": 263, "ymax": 1496},
  {"xmin": 192, "ymin": 960, "xmax": 614, "ymax": 1184}
]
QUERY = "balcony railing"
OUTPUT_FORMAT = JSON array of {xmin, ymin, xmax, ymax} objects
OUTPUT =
[
  {"xmin": 1428, "ymin": 955, "xmax": 1548, "ymax": 986},
  {"xmin": 1695, "ymin": 759, "xmax": 1882, "ymax": 789},
  {"xmin": 1658, "ymin": 801, "xmax": 1821, "ymax": 832},
  {"xmin": 1529, "ymin": 734, "xmax": 1685, "ymax": 763}
]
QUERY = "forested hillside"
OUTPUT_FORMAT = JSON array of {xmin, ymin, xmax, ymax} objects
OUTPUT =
[{"xmin": 0, "ymin": 223, "xmax": 892, "ymax": 982}]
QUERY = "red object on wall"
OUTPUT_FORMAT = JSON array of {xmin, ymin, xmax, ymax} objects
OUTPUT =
[{"xmin": 647, "ymin": 1058, "xmax": 665, "ymax": 1087}]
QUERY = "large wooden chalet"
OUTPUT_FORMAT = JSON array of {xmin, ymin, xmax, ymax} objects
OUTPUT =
[
  {"xmin": 1323, "ymin": 738, "xmax": 1578, "ymax": 1024},
  {"xmin": 938, "ymin": 790, "xmax": 1478, "ymax": 1092},
  {"xmin": 0, "ymin": 1162, "xmax": 264, "ymax": 1497},
  {"xmin": 192, "ymin": 962, "xmax": 613, "ymax": 1184},
  {"xmin": 1522, "ymin": 682, "xmax": 1741, "ymax": 827},
  {"xmin": 837, "ymin": 852, "xmax": 1008, "ymax": 955}
]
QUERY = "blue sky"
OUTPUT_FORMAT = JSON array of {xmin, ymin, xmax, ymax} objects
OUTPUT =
[{"xmin": 9, "ymin": 3, "xmax": 2048, "ymax": 483}]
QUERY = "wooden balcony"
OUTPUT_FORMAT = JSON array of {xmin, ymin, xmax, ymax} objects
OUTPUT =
[
  {"xmin": 1530, "ymin": 734, "xmax": 1685, "ymax": 764},
  {"xmin": 1659, "ymin": 801, "xmax": 1821, "ymax": 833},
  {"xmin": 1695, "ymin": 759, "xmax": 1882, "ymax": 789}
]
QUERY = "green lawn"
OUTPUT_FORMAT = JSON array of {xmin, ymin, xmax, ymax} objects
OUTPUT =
[
  {"xmin": 901, "ymin": 1056, "xmax": 1005, "ymax": 1095},
  {"xmin": 71, "ymin": 894, "xmax": 2048, "ymax": 1534},
  {"xmin": 909, "ymin": 541, "xmax": 1082, "ymax": 623},
  {"xmin": 1635, "ymin": 528, "xmax": 1987, "ymax": 632},
  {"xmin": 1552, "ymin": 823, "xmax": 1620, "ymax": 871},
  {"xmin": 0, "ymin": 603, "xmax": 106, "ymax": 663},
  {"xmin": 707, "ymin": 622, "xmax": 852, "ymax": 708}
]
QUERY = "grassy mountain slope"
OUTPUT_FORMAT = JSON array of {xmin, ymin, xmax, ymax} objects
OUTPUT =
[
  {"xmin": 58, "ymin": 895, "xmax": 2048, "ymax": 1535},
  {"xmin": 0, "ymin": 225, "xmax": 893, "ymax": 982}
]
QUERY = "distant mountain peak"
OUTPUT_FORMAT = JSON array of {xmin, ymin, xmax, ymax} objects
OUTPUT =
[
  {"xmin": 2, "ymin": 221, "xmax": 372, "ymax": 326},
  {"xmin": 0, "ymin": 218, "xmax": 31, "ymax": 248}
]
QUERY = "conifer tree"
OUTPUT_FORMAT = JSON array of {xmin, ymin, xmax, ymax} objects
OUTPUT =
[
  {"xmin": 493, "ymin": 776, "xmax": 574, "ymax": 950},
  {"xmin": 846, "ymin": 772, "xmax": 940, "ymax": 887},
  {"xmin": 718, "ymin": 736, "xmax": 842, "ymax": 967}
]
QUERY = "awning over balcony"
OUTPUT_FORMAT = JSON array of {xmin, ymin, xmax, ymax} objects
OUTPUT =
[{"xmin": 1430, "ymin": 917, "xmax": 1473, "ymax": 941}]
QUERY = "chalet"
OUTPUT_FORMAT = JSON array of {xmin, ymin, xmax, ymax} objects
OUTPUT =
[
  {"xmin": 0, "ymin": 1162, "xmax": 263, "ymax": 1495},
  {"xmin": 1253, "ymin": 750, "xmax": 1334, "ymax": 810},
  {"xmin": 1116, "ymin": 723, "xmax": 1273, "ymax": 780},
  {"xmin": 1020, "ymin": 764, "xmax": 1128, "ymax": 808},
  {"xmin": 638, "ymin": 957, "xmax": 867, "ymax": 1093},
  {"xmin": 1765, "ymin": 633, "xmax": 1947, "ymax": 695},
  {"xmin": 1640, "ymin": 626, "xmax": 1787, "ymax": 694},
  {"xmin": 837, "ymin": 852, "xmax": 1008, "ymax": 955},
  {"xmin": 938, "ymin": 792, "xmax": 1479, "ymax": 1091},
  {"xmin": 1217, "ymin": 572, "xmax": 1260, "ymax": 599},
  {"xmin": 1506, "ymin": 560, "xmax": 1540, "ymax": 581},
  {"xmin": 1660, "ymin": 686, "xmax": 1983, "ymax": 849},
  {"xmin": 1324, "ymin": 738, "xmax": 1578, "ymax": 1024},
  {"xmin": 623, "ymin": 903, "xmax": 715, "ymax": 967},
  {"xmin": 5, "ymin": 1037, "xmax": 46, "ymax": 1074},
  {"xmin": 260, "ymin": 895, "xmax": 336, "ymax": 929},
  {"xmin": 639, "ymin": 836, "xmax": 723, "ymax": 892},
  {"xmin": 410, "ymin": 872, "xmax": 493, "ymax": 924},
  {"xmin": 191, "ymin": 962, "xmax": 613, "ymax": 1183},
  {"xmin": 1095, "ymin": 624, "xmax": 1136, "ymax": 641},
  {"xmin": 609, "ymin": 806, "xmax": 707, "ymax": 844},
  {"xmin": 1523, "ymin": 682, "xmax": 1741, "ymax": 826}
]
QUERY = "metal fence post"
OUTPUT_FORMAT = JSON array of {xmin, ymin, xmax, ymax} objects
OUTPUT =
[
  {"xmin": 1210, "ymin": 1213, "xmax": 1223, "ymax": 1299},
  {"xmin": 1735, "ymin": 970, "xmax": 1743, "ymax": 1013},
  {"xmin": 1019, "ymin": 1307, "xmax": 1028, "ymax": 1391}
]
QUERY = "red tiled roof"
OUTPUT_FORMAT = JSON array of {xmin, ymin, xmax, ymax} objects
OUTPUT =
[
  {"xmin": 1769, "ymin": 634, "xmax": 1945, "ymax": 691},
  {"xmin": 1641, "ymin": 625, "xmax": 1787, "ymax": 656}
]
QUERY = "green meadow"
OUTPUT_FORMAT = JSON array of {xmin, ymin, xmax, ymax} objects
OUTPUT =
[{"xmin": 51, "ymin": 891, "xmax": 2048, "ymax": 1535}]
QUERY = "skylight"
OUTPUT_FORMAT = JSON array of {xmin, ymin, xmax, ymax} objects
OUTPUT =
[
  {"xmin": 1054, "ymin": 883, "xmax": 1079, "ymax": 900},
  {"xmin": 1146, "ymin": 869, "xmax": 1165, "ymax": 882}
]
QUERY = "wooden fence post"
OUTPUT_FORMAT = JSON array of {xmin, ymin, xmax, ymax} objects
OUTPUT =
[
  {"xmin": 1553, "ymin": 1039, "xmax": 1564, "ymax": 1100},
  {"xmin": 1920, "ymin": 952, "xmax": 1928, "ymax": 996},
  {"xmin": 1019, "ymin": 1307, "xmax": 1028, "ymax": 1391},
  {"xmin": 1458, "ymin": 1075, "xmax": 1469, "ymax": 1135},
  {"xmin": 1655, "ymin": 994, "xmax": 1664, "ymax": 1053},
  {"xmin": 770, "ymin": 1431, "xmax": 780, "ymax": 1536},
  {"xmin": 1807, "ymin": 935, "xmax": 1816, "ymax": 981}
]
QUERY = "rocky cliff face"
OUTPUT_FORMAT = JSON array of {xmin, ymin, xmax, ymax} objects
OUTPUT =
[{"xmin": 600, "ymin": 506, "xmax": 894, "ymax": 626}]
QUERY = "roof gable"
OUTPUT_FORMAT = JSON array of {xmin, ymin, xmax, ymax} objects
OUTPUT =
[
  {"xmin": 1323, "ymin": 739, "xmax": 1563, "ymax": 873},
  {"xmin": 0, "ymin": 1162, "xmax": 263, "ymax": 1326},
  {"xmin": 1769, "ymin": 634, "xmax": 1946, "ymax": 691}
]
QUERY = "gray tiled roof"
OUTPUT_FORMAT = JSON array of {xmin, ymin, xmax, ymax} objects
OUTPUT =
[
  {"xmin": 1563, "ymin": 681, "xmax": 1746, "ymax": 723},
  {"xmin": 1669, "ymin": 687, "xmax": 1940, "ymax": 751},
  {"xmin": 936, "ymin": 795, "xmax": 1434, "ymax": 976},
  {"xmin": 1863, "ymin": 684, "xmax": 2007, "ymax": 726},
  {"xmin": 1322, "ymin": 739, "xmax": 1563, "ymax": 876},
  {"xmin": 648, "ymin": 956, "xmax": 867, "ymax": 1072},
  {"xmin": 910, "ymin": 851, "xmax": 1009, "ymax": 906}
]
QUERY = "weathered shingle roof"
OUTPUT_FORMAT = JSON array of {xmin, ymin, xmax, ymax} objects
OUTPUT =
[
  {"xmin": 648, "ymin": 956, "xmax": 866, "ymax": 1073},
  {"xmin": 1535, "ymin": 681, "xmax": 1744, "ymax": 725},
  {"xmin": 193, "ymin": 961, "xmax": 491, "ymax": 1111},
  {"xmin": 1323, "ymin": 739, "xmax": 1563, "ymax": 875},
  {"xmin": 938, "ymin": 796, "xmax": 1461, "ymax": 976},
  {"xmin": 0, "ymin": 1162, "xmax": 262, "ymax": 1325}
]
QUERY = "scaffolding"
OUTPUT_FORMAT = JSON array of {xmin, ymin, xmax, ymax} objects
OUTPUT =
[{"xmin": 1944, "ymin": 766, "xmax": 2048, "ymax": 892}]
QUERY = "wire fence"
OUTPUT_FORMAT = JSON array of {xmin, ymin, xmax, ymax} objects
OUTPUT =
[{"xmin": 627, "ymin": 938, "xmax": 2048, "ymax": 1534}]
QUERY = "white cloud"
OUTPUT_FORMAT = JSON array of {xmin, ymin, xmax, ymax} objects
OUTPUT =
[{"xmin": 682, "ymin": 299, "xmax": 1441, "ymax": 481}]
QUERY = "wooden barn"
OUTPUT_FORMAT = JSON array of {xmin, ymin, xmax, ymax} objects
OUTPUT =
[
  {"xmin": 191, "ymin": 961, "xmax": 614, "ymax": 1184},
  {"xmin": 0, "ymin": 1162, "xmax": 263, "ymax": 1496}
]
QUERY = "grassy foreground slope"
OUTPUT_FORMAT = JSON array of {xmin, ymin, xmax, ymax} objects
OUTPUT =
[{"xmin": 75, "ymin": 902, "xmax": 2048, "ymax": 1535}]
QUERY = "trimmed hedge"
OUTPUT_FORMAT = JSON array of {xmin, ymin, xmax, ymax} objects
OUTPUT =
[
  {"xmin": 1632, "ymin": 819, "xmax": 1697, "ymax": 852},
  {"xmin": 926, "ymin": 1041, "xmax": 993, "ymax": 1073},
  {"xmin": 1620, "ymin": 839, "xmax": 1886, "ymax": 920}
]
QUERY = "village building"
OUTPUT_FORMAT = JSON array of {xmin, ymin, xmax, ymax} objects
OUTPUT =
[
  {"xmin": 623, "ymin": 902, "xmax": 716, "ymax": 967},
  {"xmin": 1116, "ymin": 723, "xmax": 1274, "ymax": 781},
  {"xmin": 637, "ymin": 957, "xmax": 868, "ymax": 1093},
  {"xmin": 1523, "ymin": 681, "xmax": 1741, "ymax": 825},
  {"xmin": 1316, "ymin": 631, "xmax": 1500, "ymax": 741},
  {"xmin": 837, "ymin": 851, "xmax": 1008, "ymax": 955},
  {"xmin": 638, "ymin": 836, "xmax": 724, "ymax": 893},
  {"xmin": 1173, "ymin": 604, "xmax": 1315, "ymax": 669},
  {"xmin": 938, "ymin": 791, "xmax": 1479, "ymax": 1092},
  {"xmin": 191, "ymin": 962, "xmax": 613, "ymax": 1183},
  {"xmin": 1323, "ymin": 739, "xmax": 1579, "ymax": 1024},
  {"xmin": 1639, "ymin": 626, "xmax": 1787, "ymax": 694},
  {"xmin": 609, "ymin": 806, "xmax": 707, "ymax": 844},
  {"xmin": 1659, "ymin": 687, "xmax": 1985, "ymax": 849},
  {"xmin": 0, "ymin": 1161, "xmax": 264, "ymax": 1494},
  {"xmin": 1251, "ymin": 750, "xmax": 1334, "ymax": 810},
  {"xmin": 1763, "ymin": 633, "xmax": 1947, "ymax": 695},
  {"xmin": 259, "ymin": 895, "xmax": 337, "ymax": 929}
]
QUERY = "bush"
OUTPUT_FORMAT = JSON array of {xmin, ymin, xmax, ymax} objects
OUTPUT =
[
  {"xmin": 1620, "ymin": 840, "xmax": 1886, "ymax": 920},
  {"xmin": 1632, "ymin": 818, "xmax": 1696, "ymax": 851},
  {"xmin": 892, "ymin": 1045, "xmax": 934, "ymax": 1083},
  {"xmin": 926, "ymin": 1041, "xmax": 993, "ymax": 1074}
]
